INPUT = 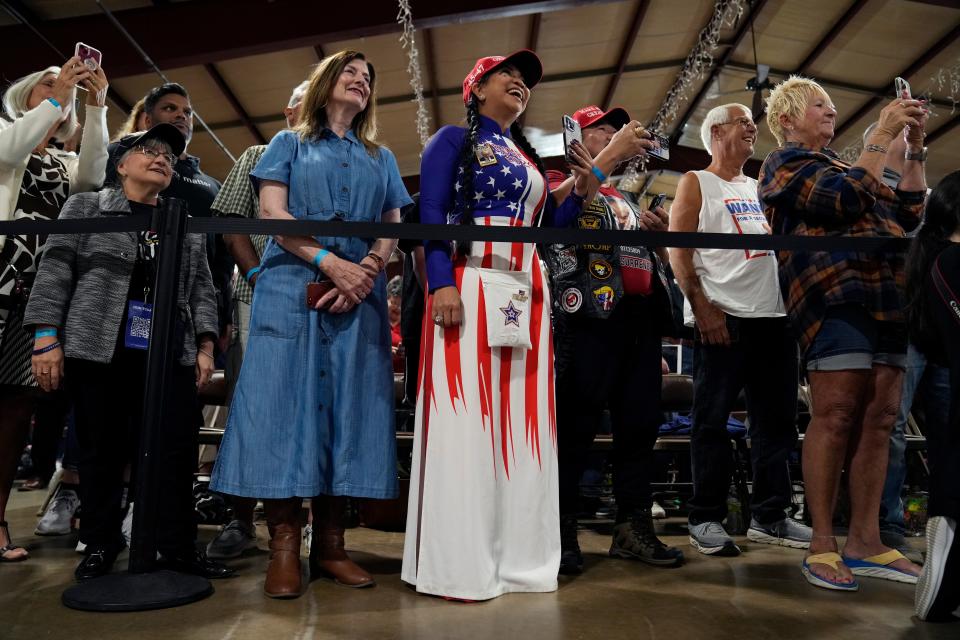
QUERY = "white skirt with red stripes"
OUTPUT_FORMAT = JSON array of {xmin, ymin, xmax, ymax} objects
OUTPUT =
[{"xmin": 401, "ymin": 232, "xmax": 559, "ymax": 601}]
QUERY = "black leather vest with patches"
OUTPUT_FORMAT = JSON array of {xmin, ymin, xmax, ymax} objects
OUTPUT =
[{"xmin": 544, "ymin": 190, "xmax": 674, "ymax": 331}]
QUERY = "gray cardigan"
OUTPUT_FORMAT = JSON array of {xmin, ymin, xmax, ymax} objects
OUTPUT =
[{"xmin": 24, "ymin": 188, "xmax": 219, "ymax": 365}]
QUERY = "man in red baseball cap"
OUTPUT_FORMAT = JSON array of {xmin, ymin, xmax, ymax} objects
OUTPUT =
[{"xmin": 545, "ymin": 105, "xmax": 682, "ymax": 574}]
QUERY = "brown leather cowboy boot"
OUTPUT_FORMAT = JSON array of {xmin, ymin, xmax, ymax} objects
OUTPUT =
[
  {"xmin": 310, "ymin": 495, "xmax": 374, "ymax": 588},
  {"xmin": 263, "ymin": 498, "xmax": 303, "ymax": 598}
]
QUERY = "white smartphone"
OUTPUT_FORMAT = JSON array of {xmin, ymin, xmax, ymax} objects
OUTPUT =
[
  {"xmin": 562, "ymin": 115, "xmax": 582, "ymax": 162},
  {"xmin": 894, "ymin": 76, "xmax": 911, "ymax": 100}
]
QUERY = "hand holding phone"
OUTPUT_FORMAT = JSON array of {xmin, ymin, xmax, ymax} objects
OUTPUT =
[
  {"xmin": 645, "ymin": 131, "xmax": 670, "ymax": 162},
  {"xmin": 562, "ymin": 115, "xmax": 582, "ymax": 162},
  {"xmin": 649, "ymin": 193, "xmax": 666, "ymax": 211}
]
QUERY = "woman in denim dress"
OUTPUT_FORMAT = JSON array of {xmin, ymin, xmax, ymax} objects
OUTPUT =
[{"xmin": 210, "ymin": 50, "xmax": 411, "ymax": 599}]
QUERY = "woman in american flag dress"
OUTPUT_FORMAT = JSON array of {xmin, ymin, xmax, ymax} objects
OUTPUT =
[{"xmin": 401, "ymin": 50, "xmax": 594, "ymax": 600}]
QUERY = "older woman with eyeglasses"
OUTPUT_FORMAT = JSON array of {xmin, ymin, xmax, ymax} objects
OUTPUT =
[
  {"xmin": 760, "ymin": 76, "xmax": 927, "ymax": 592},
  {"xmin": 0, "ymin": 56, "xmax": 109, "ymax": 563},
  {"xmin": 24, "ymin": 123, "xmax": 230, "ymax": 582}
]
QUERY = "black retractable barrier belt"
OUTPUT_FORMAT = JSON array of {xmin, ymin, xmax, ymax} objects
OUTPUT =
[
  {"xmin": 0, "ymin": 217, "xmax": 911, "ymax": 252},
  {"xmin": 0, "ymin": 216, "xmax": 150, "ymax": 234},
  {"xmin": 188, "ymin": 218, "xmax": 910, "ymax": 253}
]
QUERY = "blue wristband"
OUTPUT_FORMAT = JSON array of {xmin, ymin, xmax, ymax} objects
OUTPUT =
[
  {"xmin": 590, "ymin": 165, "xmax": 608, "ymax": 183},
  {"xmin": 312, "ymin": 249, "xmax": 330, "ymax": 269},
  {"xmin": 47, "ymin": 97, "xmax": 61, "ymax": 109},
  {"xmin": 245, "ymin": 266, "xmax": 260, "ymax": 282},
  {"xmin": 35, "ymin": 328, "xmax": 57, "ymax": 339}
]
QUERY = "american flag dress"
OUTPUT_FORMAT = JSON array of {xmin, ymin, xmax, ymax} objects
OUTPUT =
[{"xmin": 402, "ymin": 116, "xmax": 582, "ymax": 600}]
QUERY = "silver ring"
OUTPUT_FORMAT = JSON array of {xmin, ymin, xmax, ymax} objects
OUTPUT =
[{"xmin": 40, "ymin": 370, "xmax": 50, "ymax": 374}]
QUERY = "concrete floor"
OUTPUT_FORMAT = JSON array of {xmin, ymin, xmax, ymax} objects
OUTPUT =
[{"xmin": 0, "ymin": 489, "xmax": 954, "ymax": 640}]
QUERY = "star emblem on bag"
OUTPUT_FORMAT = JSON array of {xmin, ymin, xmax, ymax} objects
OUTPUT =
[{"xmin": 500, "ymin": 300, "xmax": 522, "ymax": 327}]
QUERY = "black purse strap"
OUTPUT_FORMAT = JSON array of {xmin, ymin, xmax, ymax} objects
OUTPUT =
[{"xmin": 930, "ymin": 255, "xmax": 960, "ymax": 328}]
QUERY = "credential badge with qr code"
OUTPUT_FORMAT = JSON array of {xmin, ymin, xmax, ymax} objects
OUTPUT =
[{"xmin": 124, "ymin": 300, "xmax": 153, "ymax": 350}]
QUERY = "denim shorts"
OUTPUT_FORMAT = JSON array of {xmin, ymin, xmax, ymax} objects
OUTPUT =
[{"xmin": 805, "ymin": 303, "xmax": 907, "ymax": 371}]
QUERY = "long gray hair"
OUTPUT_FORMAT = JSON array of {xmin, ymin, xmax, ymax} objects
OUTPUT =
[{"xmin": 2, "ymin": 66, "xmax": 79, "ymax": 141}]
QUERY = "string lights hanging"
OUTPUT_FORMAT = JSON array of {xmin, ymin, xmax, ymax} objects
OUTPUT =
[
  {"xmin": 397, "ymin": 0, "xmax": 432, "ymax": 148},
  {"xmin": 838, "ymin": 55, "xmax": 960, "ymax": 162},
  {"xmin": 619, "ymin": 0, "xmax": 746, "ymax": 192}
]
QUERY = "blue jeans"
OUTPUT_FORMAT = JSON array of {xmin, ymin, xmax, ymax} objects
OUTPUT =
[{"xmin": 880, "ymin": 344, "xmax": 950, "ymax": 536}]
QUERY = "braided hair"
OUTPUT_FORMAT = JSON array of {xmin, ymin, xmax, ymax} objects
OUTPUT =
[{"xmin": 452, "ymin": 98, "xmax": 483, "ymax": 226}]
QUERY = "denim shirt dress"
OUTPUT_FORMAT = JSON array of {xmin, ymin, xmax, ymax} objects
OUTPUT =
[{"xmin": 210, "ymin": 129, "xmax": 412, "ymax": 499}]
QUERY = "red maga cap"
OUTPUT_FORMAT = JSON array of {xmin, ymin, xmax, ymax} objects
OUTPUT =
[
  {"xmin": 572, "ymin": 105, "xmax": 631, "ymax": 130},
  {"xmin": 461, "ymin": 49, "xmax": 543, "ymax": 104}
]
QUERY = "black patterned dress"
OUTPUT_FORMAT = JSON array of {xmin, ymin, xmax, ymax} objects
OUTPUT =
[{"xmin": 0, "ymin": 151, "xmax": 69, "ymax": 387}]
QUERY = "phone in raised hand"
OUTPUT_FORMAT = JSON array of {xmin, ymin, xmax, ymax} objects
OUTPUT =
[
  {"xmin": 562, "ymin": 115, "xmax": 582, "ymax": 162},
  {"xmin": 894, "ymin": 77, "xmax": 911, "ymax": 100},
  {"xmin": 74, "ymin": 42, "xmax": 102, "ymax": 74}
]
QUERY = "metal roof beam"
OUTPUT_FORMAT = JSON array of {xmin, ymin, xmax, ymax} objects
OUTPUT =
[
  {"xmin": 833, "ymin": 22, "xmax": 960, "ymax": 139},
  {"xmin": 203, "ymin": 63, "xmax": 266, "ymax": 145},
  {"xmin": 793, "ymin": 0, "xmax": 869, "ymax": 75},
  {"xmin": 600, "ymin": 0, "xmax": 649, "ymax": 110},
  {"xmin": 0, "ymin": 0, "xmax": 620, "ymax": 80},
  {"xmin": 669, "ymin": 0, "xmax": 770, "ymax": 143}
]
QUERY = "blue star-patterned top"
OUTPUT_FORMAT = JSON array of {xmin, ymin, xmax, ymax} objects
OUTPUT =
[{"xmin": 420, "ymin": 114, "xmax": 583, "ymax": 291}]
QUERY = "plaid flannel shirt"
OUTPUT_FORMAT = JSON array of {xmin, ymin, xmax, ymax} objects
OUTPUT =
[
  {"xmin": 758, "ymin": 142, "xmax": 925, "ymax": 352},
  {"xmin": 211, "ymin": 144, "xmax": 269, "ymax": 306}
]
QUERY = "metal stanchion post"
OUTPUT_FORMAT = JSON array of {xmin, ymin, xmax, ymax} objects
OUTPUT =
[{"xmin": 62, "ymin": 203, "xmax": 213, "ymax": 611}]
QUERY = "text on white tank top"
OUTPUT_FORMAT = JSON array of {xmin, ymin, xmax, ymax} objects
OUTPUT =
[{"xmin": 682, "ymin": 170, "xmax": 784, "ymax": 326}]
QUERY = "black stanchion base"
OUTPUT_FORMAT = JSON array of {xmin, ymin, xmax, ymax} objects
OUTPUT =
[{"xmin": 62, "ymin": 570, "xmax": 213, "ymax": 612}]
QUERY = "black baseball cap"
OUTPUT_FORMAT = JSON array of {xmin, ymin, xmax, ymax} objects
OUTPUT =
[{"xmin": 117, "ymin": 122, "xmax": 185, "ymax": 158}]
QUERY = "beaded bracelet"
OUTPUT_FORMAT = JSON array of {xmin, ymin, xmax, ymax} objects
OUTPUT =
[
  {"xmin": 34, "ymin": 328, "xmax": 57, "ymax": 339},
  {"xmin": 365, "ymin": 252, "xmax": 385, "ymax": 272},
  {"xmin": 33, "ymin": 342, "xmax": 61, "ymax": 355}
]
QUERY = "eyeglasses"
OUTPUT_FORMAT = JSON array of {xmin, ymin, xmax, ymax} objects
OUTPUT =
[
  {"xmin": 721, "ymin": 117, "xmax": 756, "ymax": 128},
  {"xmin": 132, "ymin": 145, "xmax": 176, "ymax": 165}
]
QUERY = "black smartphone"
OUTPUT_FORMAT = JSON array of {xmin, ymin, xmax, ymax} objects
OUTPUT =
[
  {"xmin": 646, "ymin": 132, "xmax": 670, "ymax": 161},
  {"xmin": 649, "ymin": 193, "xmax": 666, "ymax": 211}
]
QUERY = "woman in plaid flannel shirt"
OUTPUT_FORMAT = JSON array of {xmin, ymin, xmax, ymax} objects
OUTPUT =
[{"xmin": 759, "ymin": 76, "xmax": 927, "ymax": 591}]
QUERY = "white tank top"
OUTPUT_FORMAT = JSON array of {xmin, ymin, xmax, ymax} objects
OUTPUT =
[{"xmin": 682, "ymin": 170, "xmax": 784, "ymax": 326}]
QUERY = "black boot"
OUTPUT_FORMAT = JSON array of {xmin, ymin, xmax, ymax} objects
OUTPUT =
[
  {"xmin": 559, "ymin": 514, "xmax": 583, "ymax": 575},
  {"xmin": 610, "ymin": 508, "xmax": 684, "ymax": 567}
]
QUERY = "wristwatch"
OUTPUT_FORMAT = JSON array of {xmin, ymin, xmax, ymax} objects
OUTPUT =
[{"xmin": 905, "ymin": 146, "xmax": 927, "ymax": 162}]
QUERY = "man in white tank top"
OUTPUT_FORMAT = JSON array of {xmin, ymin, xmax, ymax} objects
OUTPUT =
[{"xmin": 669, "ymin": 104, "xmax": 811, "ymax": 557}]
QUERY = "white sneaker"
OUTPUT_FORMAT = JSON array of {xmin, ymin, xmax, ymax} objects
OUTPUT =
[
  {"xmin": 916, "ymin": 516, "xmax": 959, "ymax": 621},
  {"xmin": 689, "ymin": 521, "xmax": 741, "ymax": 556},
  {"xmin": 651, "ymin": 501, "xmax": 666, "ymax": 519},
  {"xmin": 35, "ymin": 488, "xmax": 79, "ymax": 536},
  {"xmin": 746, "ymin": 517, "xmax": 812, "ymax": 549}
]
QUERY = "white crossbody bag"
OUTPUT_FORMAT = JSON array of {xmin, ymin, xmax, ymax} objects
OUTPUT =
[{"xmin": 477, "ymin": 266, "xmax": 533, "ymax": 349}]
